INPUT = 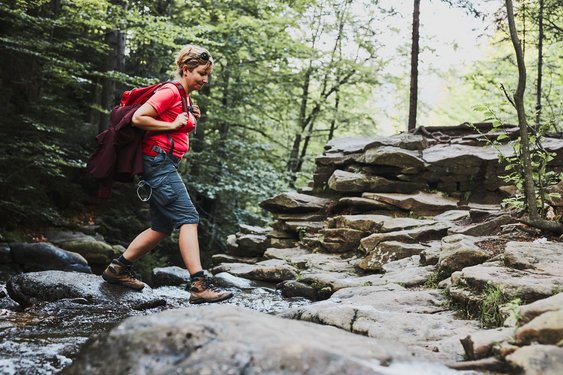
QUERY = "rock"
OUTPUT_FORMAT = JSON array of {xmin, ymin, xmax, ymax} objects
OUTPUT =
[
  {"xmin": 46, "ymin": 230, "xmax": 121, "ymax": 271},
  {"xmin": 211, "ymin": 254, "xmax": 258, "ymax": 266},
  {"xmin": 263, "ymin": 247, "xmax": 311, "ymax": 263},
  {"xmin": 272, "ymin": 212, "xmax": 326, "ymax": 221},
  {"xmin": 10, "ymin": 242, "xmax": 91, "ymax": 273},
  {"xmin": 269, "ymin": 237, "xmax": 298, "ymax": 249},
  {"xmin": 505, "ymin": 345, "xmax": 563, "ymax": 375},
  {"xmin": 0, "ymin": 243, "xmax": 12, "ymax": 265},
  {"xmin": 434, "ymin": 210, "xmax": 470, "ymax": 222},
  {"xmin": 518, "ymin": 293, "xmax": 563, "ymax": 324},
  {"xmin": 363, "ymin": 192, "xmax": 459, "ymax": 216},
  {"xmin": 514, "ymin": 309, "xmax": 563, "ymax": 345},
  {"xmin": 213, "ymin": 272, "xmax": 254, "ymax": 289},
  {"xmin": 359, "ymin": 222, "xmax": 449, "ymax": 253},
  {"xmin": 282, "ymin": 284, "xmax": 479, "ymax": 362},
  {"xmin": 504, "ymin": 241, "xmax": 563, "ymax": 274},
  {"xmin": 7, "ymin": 271, "xmax": 164, "ymax": 310},
  {"xmin": 231, "ymin": 233, "xmax": 269, "ymax": 257},
  {"xmin": 333, "ymin": 197, "xmax": 397, "ymax": 213},
  {"xmin": 315, "ymin": 152, "xmax": 358, "ymax": 166},
  {"xmin": 283, "ymin": 221, "xmax": 324, "ymax": 232},
  {"xmin": 380, "ymin": 256, "xmax": 435, "ymax": 287},
  {"xmin": 437, "ymin": 235, "xmax": 491, "ymax": 276},
  {"xmin": 64, "ymin": 304, "xmax": 447, "ymax": 375},
  {"xmin": 260, "ymin": 191, "xmax": 331, "ymax": 213},
  {"xmin": 356, "ymin": 146, "xmax": 426, "ymax": 170},
  {"xmin": 211, "ymin": 259, "xmax": 298, "ymax": 283},
  {"xmin": 277, "ymin": 280, "xmax": 331, "ymax": 301},
  {"xmin": 330, "ymin": 214, "xmax": 436, "ymax": 233},
  {"xmin": 324, "ymin": 136, "xmax": 382, "ymax": 154},
  {"xmin": 448, "ymin": 214, "xmax": 516, "ymax": 236},
  {"xmin": 238, "ymin": 224, "xmax": 271, "ymax": 235},
  {"xmin": 450, "ymin": 263, "xmax": 563, "ymax": 304},
  {"xmin": 327, "ymin": 170, "xmax": 425, "ymax": 194},
  {"xmin": 420, "ymin": 241, "xmax": 442, "ymax": 266},
  {"xmin": 460, "ymin": 327, "xmax": 514, "ymax": 360},
  {"xmin": 358, "ymin": 241, "xmax": 426, "ymax": 272},
  {"xmin": 151, "ymin": 266, "xmax": 190, "ymax": 287}
]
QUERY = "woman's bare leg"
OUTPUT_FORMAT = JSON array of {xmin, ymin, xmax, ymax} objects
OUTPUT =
[
  {"xmin": 178, "ymin": 224, "xmax": 203, "ymax": 274},
  {"xmin": 122, "ymin": 228, "xmax": 168, "ymax": 261}
]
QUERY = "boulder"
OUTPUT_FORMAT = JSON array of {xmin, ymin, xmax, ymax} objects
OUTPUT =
[
  {"xmin": 460, "ymin": 328, "xmax": 514, "ymax": 360},
  {"xmin": 437, "ymin": 235, "xmax": 491, "ymax": 276},
  {"xmin": 211, "ymin": 254, "xmax": 258, "ymax": 266},
  {"xmin": 151, "ymin": 266, "xmax": 190, "ymax": 287},
  {"xmin": 514, "ymin": 309, "xmax": 563, "ymax": 345},
  {"xmin": 277, "ymin": 280, "xmax": 331, "ymax": 301},
  {"xmin": 330, "ymin": 214, "xmax": 436, "ymax": 233},
  {"xmin": 63, "ymin": 304, "xmax": 446, "ymax": 375},
  {"xmin": 211, "ymin": 259, "xmax": 298, "ymax": 283},
  {"xmin": 7, "ymin": 271, "xmax": 165, "ymax": 310},
  {"xmin": 238, "ymin": 224, "xmax": 271, "ymax": 235},
  {"xmin": 10, "ymin": 242, "xmax": 91, "ymax": 273},
  {"xmin": 517, "ymin": 292, "xmax": 563, "ymax": 324},
  {"xmin": 213, "ymin": 272, "xmax": 255, "ymax": 289},
  {"xmin": 505, "ymin": 345, "xmax": 563, "ymax": 375},
  {"xmin": 232, "ymin": 233, "xmax": 270, "ymax": 257},
  {"xmin": 332, "ymin": 197, "xmax": 397, "ymax": 213},
  {"xmin": 46, "ymin": 230, "xmax": 122, "ymax": 269}
]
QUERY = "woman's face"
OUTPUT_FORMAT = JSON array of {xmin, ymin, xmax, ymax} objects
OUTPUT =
[{"xmin": 185, "ymin": 65, "xmax": 211, "ymax": 92}]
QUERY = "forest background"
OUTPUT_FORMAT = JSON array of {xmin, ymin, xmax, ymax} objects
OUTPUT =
[{"xmin": 0, "ymin": 0, "xmax": 561, "ymax": 273}]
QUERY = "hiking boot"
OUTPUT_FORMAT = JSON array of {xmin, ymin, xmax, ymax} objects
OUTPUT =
[
  {"xmin": 188, "ymin": 276, "xmax": 233, "ymax": 304},
  {"xmin": 102, "ymin": 261, "xmax": 145, "ymax": 291}
]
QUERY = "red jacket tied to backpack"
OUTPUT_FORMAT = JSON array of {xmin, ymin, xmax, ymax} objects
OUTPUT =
[{"xmin": 87, "ymin": 82, "xmax": 189, "ymax": 198}]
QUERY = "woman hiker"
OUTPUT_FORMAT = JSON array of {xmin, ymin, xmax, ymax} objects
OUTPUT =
[{"xmin": 102, "ymin": 45, "xmax": 233, "ymax": 304}]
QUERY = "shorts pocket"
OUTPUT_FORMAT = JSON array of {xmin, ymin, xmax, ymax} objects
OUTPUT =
[{"xmin": 151, "ymin": 182, "xmax": 178, "ymax": 206}]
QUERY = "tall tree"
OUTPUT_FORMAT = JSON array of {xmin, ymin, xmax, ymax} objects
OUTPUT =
[
  {"xmin": 504, "ymin": 0, "xmax": 562, "ymax": 234},
  {"xmin": 535, "ymin": 0, "xmax": 544, "ymax": 126},
  {"xmin": 407, "ymin": 0, "xmax": 420, "ymax": 132}
]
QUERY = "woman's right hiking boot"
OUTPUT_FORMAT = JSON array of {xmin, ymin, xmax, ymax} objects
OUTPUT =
[
  {"xmin": 188, "ymin": 276, "xmax": 233, "ymax": 304},
  {"xmin": 102, "ymin": 260, "xmax": 145, "ymax": 291}
]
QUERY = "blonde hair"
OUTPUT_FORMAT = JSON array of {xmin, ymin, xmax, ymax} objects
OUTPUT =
[{"xmin": 175, "ymin": 45, "xmax": 213, "ymax": 79}]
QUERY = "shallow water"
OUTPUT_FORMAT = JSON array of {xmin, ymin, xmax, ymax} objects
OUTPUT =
[{"xmin": 0, "ymin": 276, "xmax": 310, "ymax": 375}]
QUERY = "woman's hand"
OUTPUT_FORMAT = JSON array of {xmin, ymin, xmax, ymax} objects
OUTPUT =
[
  {"xmin": 191, "ymin": 104, "xmax": 201, "ymax": 120},
  {"xmin": 171, "ymin": 112, "xmax": 189, "ymax": 130}
]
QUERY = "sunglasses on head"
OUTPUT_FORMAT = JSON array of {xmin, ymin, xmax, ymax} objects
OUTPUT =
[{"xmin": 198, "ymin": 52, "xmax": 210, "ymax": 61}]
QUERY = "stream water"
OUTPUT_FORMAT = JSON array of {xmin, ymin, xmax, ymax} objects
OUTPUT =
[{"xmin": 0, "ymin": 271, "xmax": 310, "ymax": 375}]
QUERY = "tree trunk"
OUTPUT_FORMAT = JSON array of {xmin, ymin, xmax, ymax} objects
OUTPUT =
[
  {"xmin": 535, "ymin": 0, "xmax": 544, "ymax": 127},
  {"xmin": 505, "ymin": 0, "xmax": 563, "ymax": 234},
  {"xmin": 505, "ymin": 0, "xmax": 538, "ymax": 220},
  {"xmin": 98, "ymin": 1, "xmax": 126, "ymax": 133},
  {"xmin": 328, "ymin": 88, "xmax": 340, "ymax": 141},
  {"xmin": 286, "ymin": 65, "xmax": 311, "ymax": 186},
  {"xmin": 407, "ymin": 0, "xmax": 420, "ymax": 132}
]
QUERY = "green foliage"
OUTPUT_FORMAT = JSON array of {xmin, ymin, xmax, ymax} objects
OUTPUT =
[
  {"xmin": 471, "ymin": 105, "xmax": 560, "ymax": 215},
  {"xmin": 479, "ymin": 283, "xmax": 510, "ymax": 328}
]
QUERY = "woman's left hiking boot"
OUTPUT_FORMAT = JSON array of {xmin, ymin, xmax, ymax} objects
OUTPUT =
[
  {"xmin": 102, "ymin": 260, "xmax": 145, "ymax": 291},
  {"xmin": 188, "ymin": 276, "xmax": 233, "ymax": 304}
]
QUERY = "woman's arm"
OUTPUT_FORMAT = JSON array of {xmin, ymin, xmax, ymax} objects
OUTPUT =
[{"xmin": 131, "ymin": 102, "xmax": 188, "ymax": 131}]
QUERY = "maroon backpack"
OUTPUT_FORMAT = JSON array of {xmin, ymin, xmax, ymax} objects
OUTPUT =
[{"xmin": 87, "ymin": 82, "xmax": 187, "ymax": 198}]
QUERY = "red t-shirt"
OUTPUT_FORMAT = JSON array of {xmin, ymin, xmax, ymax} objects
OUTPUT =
[{"xmin": 142, "ymin": 83, "xmax": 196, "ymax": 159}]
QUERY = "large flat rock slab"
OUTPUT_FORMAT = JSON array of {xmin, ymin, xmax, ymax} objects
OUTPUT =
[
  {"xmin": 282, "ymin": 284, "xmax": 479, "ymax": 362},
  {"xmin": 363, "ymin": 192, "xmax": 460, "ymax": 216},
  {"xmin": 450, "ymin": 262, "xmax": 563, "ymax": 304},
  {"xmin": 10, "ymin": 242, "xmax": 91, "ymax": 273},
  {"xmin": 7, "ymin": 271, "xmax": 165, "ymax": 310},
  {"xmin": 504, "ymin": 241, "xmax": 563, "ymax": 275},
  {"xmin": 63, "ymin": 305, "xmax": 458, "ymax": 375},
  {"xmin": 211, "ymin": 259, "xmax": 298, "ymax": 283}
]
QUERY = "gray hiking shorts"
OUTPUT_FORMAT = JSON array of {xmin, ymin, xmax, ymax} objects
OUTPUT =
[{"xmin": 141, "ymin": 151, "xmax": 199, "ymax": 234}]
